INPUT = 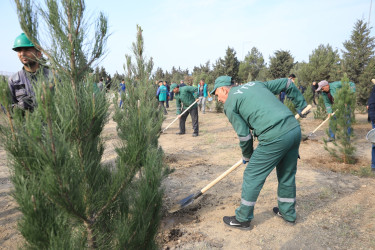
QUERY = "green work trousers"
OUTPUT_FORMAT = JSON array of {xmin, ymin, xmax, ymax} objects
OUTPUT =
[{"xmin": 235, "ymin": 126, "xmax": 301, "ymax": 222}]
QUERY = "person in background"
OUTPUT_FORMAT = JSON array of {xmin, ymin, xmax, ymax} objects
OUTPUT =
[
  {"xmin": 169, "ymin": 82, "xmax": 175, "ymax": 101},
  {"xmin": 164, "ymin": 81, "xmax": 170, "ymax": 108},
  {"xmin": 156, "ymin": 80, "xmax": 168, "ymax": 115},
  {"xmin": 119, "ymin": 79, "xmax": 126, "ymax": 108},
  {"xmin": 179, "ymin": 80, "xmax": 186, "ymax": 87},
  {"xmin": 197, "ymin": 79, "xmax": 211, "ymax": 114},
  {"xmin": 211, "ymin": 75, "xmax": 308, "ymax": 230},
  {"xmin": 170, "ymin": 83, "xmax": 199, "ymax": 137},
  {"xmin": 367, "ymin": 79, "xmax": 375, "ymax": 173},
  {"xmin": 97, "ymin": 78, "xmax": 104, "ymax": 91},
  {"xmin": 315, "ymin": 80, "xmax": 356, "ymax": 141},
  {"xmin": 8, "ymin": 33, "xmax": 52, "ymax": 112},
  {"xmin": 311, "ymin": 81, "xmax": 319, "ymax": 105},
  {"xmin": 105, "ymin": 76, "xmax": 111, "ymax": 92},
  {"xmin": 279, "ymin": 74, "xmax": 296, "ymax": 103}
]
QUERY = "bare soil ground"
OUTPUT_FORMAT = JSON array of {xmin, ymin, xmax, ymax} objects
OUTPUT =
[{"xmin": 1, "ymin": 101, "xmax": 375, "ymax": 249}]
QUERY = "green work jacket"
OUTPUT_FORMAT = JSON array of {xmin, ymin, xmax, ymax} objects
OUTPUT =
[
  {"xmin": 321, "ymin": 81, "xmax": 356, "ymax": 113},
  {"xmin": 224, "ymin": 78, "xmax": 307, "ymax": 160},
  {"xmin": 174, "ymin": 86, "xmax": 198, "ymax": 114}
]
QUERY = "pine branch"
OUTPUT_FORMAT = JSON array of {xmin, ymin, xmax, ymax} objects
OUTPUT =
[{"xmin": 92, "ymin": 166, "xmax": 137, "ymax": 222}]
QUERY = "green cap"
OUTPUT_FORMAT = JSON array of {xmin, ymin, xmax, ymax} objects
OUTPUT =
[
  {"xmin": 211, "ymin": 76, "xmax": 232, "ymax": 94},
  {"xmin": 12, "ymin": 33, "xmax": 35, "ymax": 51},
  {"xmin": 170, "ymin": 83, "xmax": 179, "ymax": 92}
]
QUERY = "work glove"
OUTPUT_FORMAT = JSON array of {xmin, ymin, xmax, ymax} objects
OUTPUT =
[{"xmin": 297, "ymin": 108, "xmax": 310, "ymax": 118}]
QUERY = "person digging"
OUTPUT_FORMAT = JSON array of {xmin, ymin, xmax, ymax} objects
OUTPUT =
[
  {"xmin": 315, "ymin": 80, "xmax": 356, "ymax": 142},
  {"xmin": 211, "ymin": 76, "xmax": 308, "ymax": 230},
  {"xmin": 170, "ymin": 83, "xmax": 199, "ymax": 137}
]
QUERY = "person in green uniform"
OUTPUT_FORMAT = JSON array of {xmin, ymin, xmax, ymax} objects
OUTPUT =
[
  {"xmin": 315, "ymin": 80, "xmax": 356, "ymax": 141},
  {"xmin": 170, "ymin": 83, "xmax": 199, "ymax": 137},
  {"xmin": 211, "ymin": 76, "xmax": 308, "ymax": 229}
]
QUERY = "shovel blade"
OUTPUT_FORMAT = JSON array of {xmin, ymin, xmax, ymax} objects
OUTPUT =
[{"xmin": 169, "ymin": 194, "xmax": 195, "ymax": 213}]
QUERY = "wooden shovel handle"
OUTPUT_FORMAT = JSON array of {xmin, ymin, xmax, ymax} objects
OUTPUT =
[
  {"xmin": 201, "ymin": 160, "xmax": 243, "ymax": 194},
  {"xmin": 311, "ymin": 111, "xmax": 336, "ymax": 134},
  {"xmin": 294, "ymin": 104, "xmax": 312, "ymax": 119}
]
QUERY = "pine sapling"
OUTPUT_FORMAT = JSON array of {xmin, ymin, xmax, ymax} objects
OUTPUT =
[{"xmin": 324, "ymin": 75, "xmax": 356, "ymax": 163}]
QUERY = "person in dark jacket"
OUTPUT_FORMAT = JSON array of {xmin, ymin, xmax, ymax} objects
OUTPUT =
[
  {"xmin": 311, "ymin": 81, "xmax": 319, "ymax": 105},
  {"xmin": 164, "ymin": 81, "xmax": 170, "ymax": 108},
  {"xmin": 8, "ymin": 33, "xmax": 52, "ymax": 112},
  {"xmin": 367, "ymin": 79, "xmax": 375, "ymax": 172}
]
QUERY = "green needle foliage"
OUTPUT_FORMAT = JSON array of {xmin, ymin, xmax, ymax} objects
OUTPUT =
[
  {"xmin": 112, "ymin": 25, "xmax": 168, "ymax": 249},
  {"xmin": 324, "ymin": 75, "xmax": 356, "ymax": 164},
  {"xmin": 314, "ymin": 95, "xmax": 328, "ymax": 120},
  {"xmin": 303, "ymin": 84, "xmax": 313, "ymax": 105},
  {"xmin": 0, "ymin": 1, "xmax": 166, "ymax": 249}
]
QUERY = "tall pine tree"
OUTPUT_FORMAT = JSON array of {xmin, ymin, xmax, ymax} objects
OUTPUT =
[
  {"xmin": 238, "ymin": 47, "xmax": 265, "ymax": 82},
  {"xmin": 0, "ymin": 1, "xmax": 166, "ymax": 248},
  {"xmin": 112, "ymin": 25, "xmax": 167, "ymax": 249},
  {"xmin": 300, "ymin": 44, "xmax": 341, "ymax": 84},
  {"xmin": 223, "ymin": 47, "xmax": 240, "ymax": 82},
  {"xmin": 269, "ymin": 50, "xmax": 294, "ymax": 78},
  {"xmin": 342, "ymin": 19, "xmax": 375, "ymax": 105}
]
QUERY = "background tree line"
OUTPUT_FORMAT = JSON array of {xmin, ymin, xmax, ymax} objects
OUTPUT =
[{"xmin": 143, "ymin": 19, "xmax": 374, "ymax": 106}]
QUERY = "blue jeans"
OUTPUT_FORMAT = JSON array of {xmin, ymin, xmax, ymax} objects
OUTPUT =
[
  {"xmin": 372, "ymin": 121, "xmax": 375, "ymax": 169},
  {"xmin": 279, "ymin": 92, "xmax": 285, "ymax": 103},
  {"xmin": 328, "ymin": 114, "xmax": 352, "ymax": 139}
]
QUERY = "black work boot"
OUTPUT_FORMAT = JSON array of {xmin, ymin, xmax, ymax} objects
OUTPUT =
[{"xmin": 273, "ymin": 207, "xmax": 296, "ymax": 224}]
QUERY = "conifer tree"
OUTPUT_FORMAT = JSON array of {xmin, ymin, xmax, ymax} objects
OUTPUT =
[
  {"xmin": 298, "ymin": 44, "xmax": 341, "ymax": 84},
  {"xmin": 0, "ymin": 1, "xmax": 166, "ymax": 249},
  {"xmin": 284, "ymin": 98, "xmax": 296, "ymax": 115},
  {"xmin": 314, "ymin": 95, "xmax": 327, "ymax": 120},
  {"xmin": 324, "ymin": 75, "xmax": 356, "ymax": 164},
  {"xmin": 112, "ymin": 25, "xmax": 167, "ymax": 248},
  {"xmin": 223, "ymin": 47, "xmax": 240, "ymax": 82},
  {"xmin": 342, "ymin": 19, "xmax": 375, "ymax": 105},
  {"xmin": 238, "ymin": 47, "xmax": 265, "ymax": 82},
  {"xmin": 303, "ymin": 83, "xmax": 313, "ymax": 105},
  {"xmin": 269, "ymin": 50, "xmax": 294, "ymax": 78}
]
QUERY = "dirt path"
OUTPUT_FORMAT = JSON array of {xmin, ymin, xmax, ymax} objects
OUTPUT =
[{"xmin": 1, "ymin": 103, "xmax": 375, "ymax": 249}]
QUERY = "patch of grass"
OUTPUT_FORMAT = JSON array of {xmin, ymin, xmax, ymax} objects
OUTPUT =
[
  {"xmin": 351, "ymin": 204, "xmax": 362, "ymax": 215},
  {"xmin": 350, "ymin": 166, "xmax": 375, "ymax": 178},
  {"xmin": 319, "ymin": 186, "xmax": 333, "ymax": 199},
  {"xmin": 206, "ymin": 133, "xmax": 216, "ymax": 144},
  {"xmin": 217, "ymin": 143, "xmax": 237, "ymax": 149}
]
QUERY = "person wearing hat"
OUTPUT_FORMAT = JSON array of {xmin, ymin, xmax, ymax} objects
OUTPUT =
[
  {"xmin": 170, "ymin": 83, "xmax": 199, "ymax": 137},
  {"xmin": 8, "ymin": 33, "xmax": 51, "ymax": 111},
  {"xmin": 211, "ymin": 75, "xmax": 308, "ymax": 229},
  {"xmin": 315, "ymin": 80, "xmax": 356, "ymax": 141}
]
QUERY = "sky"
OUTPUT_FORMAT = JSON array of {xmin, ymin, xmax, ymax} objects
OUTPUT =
[{"xmin": 0, "ymin": 0, "xmax": 374, "ymax": 77}]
